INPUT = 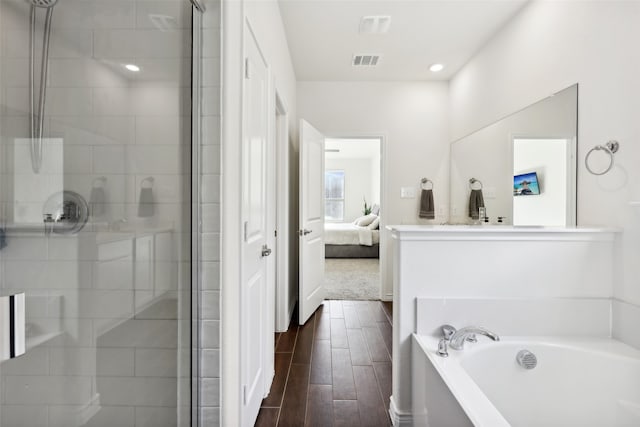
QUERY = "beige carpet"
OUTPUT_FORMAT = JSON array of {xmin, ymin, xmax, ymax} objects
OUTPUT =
[{"xmin": 324, "ymin": 258, "xmax": 380, "ymax": 300}]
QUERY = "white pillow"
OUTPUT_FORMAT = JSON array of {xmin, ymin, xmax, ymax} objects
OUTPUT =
[
  {"xmin": 354, "ymin": 214, "xmax": 377, "ymax": 227},
  {"xmin": 367, "ymin": 217, "xmax": 380, "ymax": 230}
]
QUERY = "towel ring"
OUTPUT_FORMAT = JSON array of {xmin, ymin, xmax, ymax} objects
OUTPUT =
[
  {"xmin": 585, "ymin": 140, "xmax": 619, "ymax": 176},
  {"xmin": 141, "ymin": 176, "xmax": 155, "ymax": 189},
  {"xmin": 469, "ymin": 178, "xmax": 483, "ymax": 190},
  {"xmin": 420, "ymin": 178, "xmax": 434, "ymax": 190}
]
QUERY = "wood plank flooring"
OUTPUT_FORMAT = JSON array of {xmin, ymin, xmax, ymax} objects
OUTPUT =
[{"xmin": 256, "ymin": 300, "xmax": 393, "ymax": 427}]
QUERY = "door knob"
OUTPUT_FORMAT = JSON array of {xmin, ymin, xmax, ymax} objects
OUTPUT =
[
  {"xmin": 299, "ymin": 229, "xmax": 312, "ymax": 236},
  {"xmin": 261, "ymin": 244, "xmax": 272, "ymax": 257}
]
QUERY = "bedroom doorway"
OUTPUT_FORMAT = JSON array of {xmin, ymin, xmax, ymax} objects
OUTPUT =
[{"xmin": 324, "ymin": 137, "xmax": 382, "ymax": 300}]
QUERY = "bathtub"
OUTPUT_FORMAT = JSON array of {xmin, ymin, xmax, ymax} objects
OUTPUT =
[{"xmin": 412, "ymin": 334, "xmax": 640, "ymax": 427}]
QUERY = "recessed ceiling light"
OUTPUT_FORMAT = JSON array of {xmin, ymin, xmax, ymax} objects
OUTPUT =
[
  {"xmin": 429, "ymin": 63, "xmax": 444, "ymax": 73},
  {"xmin": 124, "ymin": 64, "xmax": 140, "ymax": 72}
]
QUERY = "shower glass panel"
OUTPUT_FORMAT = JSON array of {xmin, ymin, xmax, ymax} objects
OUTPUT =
[{"xmin": 0, "ymin": 0, "xmax": 194, "ymax": 424}]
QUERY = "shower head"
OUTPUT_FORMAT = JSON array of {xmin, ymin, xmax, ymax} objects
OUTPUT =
[{"xmin": 29, "ymin": 0, "xmax": 58, "ymax": 8}]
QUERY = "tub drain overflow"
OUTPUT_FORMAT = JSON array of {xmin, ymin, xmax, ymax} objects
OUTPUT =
[{"xmin": 516, "ymin": 350, "xmax": 537, "ymax": 369}]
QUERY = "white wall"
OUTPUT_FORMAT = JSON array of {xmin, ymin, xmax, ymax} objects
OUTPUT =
[
  {"xmin": 298, "ymin": 81, "xmax": 450, "ymax": 299},
  {"xmin": 449, "ymin": 0, "xmax": 640, "ymax": 347}
]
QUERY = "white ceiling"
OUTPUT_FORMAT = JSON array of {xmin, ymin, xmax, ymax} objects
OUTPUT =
[{"xmin": 278, "ymin": 0, "xmax": 528, "ymax": 81}]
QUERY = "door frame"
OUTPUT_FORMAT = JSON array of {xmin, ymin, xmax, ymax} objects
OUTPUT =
[
  {"xmin": 324, "ymin": 133, "xmax": 389, "ymax": 300},
  {"xmin": 274, "ymin": 93, "xmax": 292, "ymax": 332}
]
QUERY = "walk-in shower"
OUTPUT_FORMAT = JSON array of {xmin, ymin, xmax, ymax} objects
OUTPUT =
[{"xmin": 0, "ymin": 0, "xmax": 203, "ymax": 423}]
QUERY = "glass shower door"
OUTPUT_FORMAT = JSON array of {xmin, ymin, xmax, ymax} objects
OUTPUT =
[{"xmin": 0, "ymin": 0, "xmax": 193, "ymax": 425}]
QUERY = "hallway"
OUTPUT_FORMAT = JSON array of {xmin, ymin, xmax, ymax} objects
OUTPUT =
[{"xmin": 256, "ymin": 300, "xmax": 393, "ymax": 426}]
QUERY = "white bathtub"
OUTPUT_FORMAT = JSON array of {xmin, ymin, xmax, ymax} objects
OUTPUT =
[{"xmin": 412, "ymin": 334, "xmax": 640, "ymax": 427}]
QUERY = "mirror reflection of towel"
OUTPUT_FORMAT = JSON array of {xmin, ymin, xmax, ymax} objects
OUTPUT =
[
  {"xmin": 419, "ymin": 189, "xmax": 435, "ymax": 219},
  {"xmin": 138, "ymin": 187, "xmax": 155, "ymax": 217},
  {"xmin": 0, "ymin": 228, "xmax": 6, "ymax": 250},
  {"xmin": 468, "ymin": 189, "xmax": 485, "ymax": 219}
]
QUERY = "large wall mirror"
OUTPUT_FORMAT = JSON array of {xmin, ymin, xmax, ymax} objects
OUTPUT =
[{"xmin": 450, "ymin": 84, "xmax": 578, "ymax": 226}]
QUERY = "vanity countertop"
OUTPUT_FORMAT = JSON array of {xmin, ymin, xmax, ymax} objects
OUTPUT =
[{"xmin": 386, "ymin": 225, "xmax": 620, "ymax": 241}]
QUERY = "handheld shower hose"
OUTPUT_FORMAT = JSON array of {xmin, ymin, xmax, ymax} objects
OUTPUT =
[{"xmin": 29, "ymin": 0, "xmax": 58, "ymax": 173}]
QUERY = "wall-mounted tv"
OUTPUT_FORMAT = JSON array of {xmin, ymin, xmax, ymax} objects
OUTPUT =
[{"xmin": 513, "ymin": 172, "xmax": 540, "ymax": 196}]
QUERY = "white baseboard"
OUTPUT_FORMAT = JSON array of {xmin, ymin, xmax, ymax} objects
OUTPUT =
[{"xmin": 389, "ymin": 396, "xmax": 413, "ymax": 427}]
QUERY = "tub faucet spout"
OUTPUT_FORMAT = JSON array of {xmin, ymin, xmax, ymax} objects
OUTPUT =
[{"xmin": 449, "ymin": 326, "xmax": 500, "ymax": 350}]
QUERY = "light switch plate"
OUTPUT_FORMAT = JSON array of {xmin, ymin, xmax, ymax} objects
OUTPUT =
[{"xmin": 401, "ymin": 186, "xmax": 416, "ymax": 199}]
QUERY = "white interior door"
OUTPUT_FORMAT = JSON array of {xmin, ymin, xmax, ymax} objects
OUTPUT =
[
  {"xmin": 298, "ymin": 119, "xmax": 326, "ymax": 324},
  {"xmin": 241, "ymin": 22, "xmax": 271, "ymax": 426}
]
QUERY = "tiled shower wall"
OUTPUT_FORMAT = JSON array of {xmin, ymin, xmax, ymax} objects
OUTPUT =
[
  {"xmin": 198, "ymin": 2, "xmax": 222, "ymax": 426},
  {"xmin": 0, "ymin": 0, "xmax": 210, "ymax": 424}
]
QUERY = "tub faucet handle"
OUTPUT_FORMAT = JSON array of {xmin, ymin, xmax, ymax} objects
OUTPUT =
[
  {"xmin": 441, "ymin": 324, "xmax": 456, "ymax": 341},
  {"xmin": 437, "ymin": 338, "xmax": 449, "ymax": 358}
]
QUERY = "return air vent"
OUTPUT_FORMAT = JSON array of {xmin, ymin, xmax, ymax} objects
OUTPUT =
[
  {"xmin": 359, "ymin": 15, "xmax": 391, "ymax": 34},
  {"xmin": 352, "ymin": 54, "xmax": 381, "ymax": 67}
]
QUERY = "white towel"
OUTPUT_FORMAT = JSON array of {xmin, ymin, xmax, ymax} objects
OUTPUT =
[{"xmin": 358, "ymin": 227, "xmax": 373, "ymax": 246}]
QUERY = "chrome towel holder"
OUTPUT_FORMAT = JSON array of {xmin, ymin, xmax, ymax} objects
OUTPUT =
[
  {"xmin": 585, "ymin": 140, "xmax": 619, "ymax": 176},
  {"xmin": 469, "ymin": 178, "xmax": 483, "ymax": 190},
  {"xmin": 421, "ymin": 178, "xmax": 434, "ymax": 190}
]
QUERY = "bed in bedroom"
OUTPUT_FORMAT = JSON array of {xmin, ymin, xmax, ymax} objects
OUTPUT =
[{"xmin": 324, "ymin": 222, "xmax": 380, "ymax": 258}]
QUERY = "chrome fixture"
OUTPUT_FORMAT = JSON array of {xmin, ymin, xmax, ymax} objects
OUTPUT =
[
  {"xmin": 437, "ymin": 324, "xmax": 457, "ymax": 357},
  {"xmin": 421, "ymin": 177, "xmax": 434, "ymax": 190},
  {"xmin": 42, "ymin": 190, "xmax": 89, "ymax": 235},
  {"xmin": 469, "ymin": 177, "xmax": 483, "ymax": 190},
  {"xmin": 437, "ymin": 339, "xmax": 449, "ymax": 357},
  {"xmin": 28, "ymin": 0, "xmax": 58, "ymax": 173},
  {"xmin": 261, "ymin": 244, "xmax": 272, "ymax": 258},
  {"xmin": 516, "ymin": 349, "xmax": 538, "ymax": 369},
  {"xmin": 585, "ymin": 140, "xmax": 619, "ymax": 176},
  {"xmin": 449, "ymin": 326, "xmax": 500, "ymax": 350}
]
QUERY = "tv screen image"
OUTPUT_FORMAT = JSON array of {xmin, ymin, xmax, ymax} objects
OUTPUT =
[{"xmin": 513, "ymin": 172, "xmax": 540, "ymax": 196}]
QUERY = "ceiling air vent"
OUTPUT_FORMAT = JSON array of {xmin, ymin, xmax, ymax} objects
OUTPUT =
[
  {"xmin": 352, "ymin": 54, "xmax": 381, "ymax": 67},
  {"xmin": 359, "ymin": 16, "xmax": 391, "ymax": 34}
]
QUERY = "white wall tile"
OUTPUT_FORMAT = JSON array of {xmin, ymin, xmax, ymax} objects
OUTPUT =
[
  {"xmin": 202, "ymin": 203, "xmax": 220, "ymax": 232},
  {"xmin": 201, "ymin": 233, "xmax": 220, "ymax": 262},
  {"xmin": 49, "ymin": 405, "xmax": 135, "ymax": 427},
  {"xmin": 202, "ymin": 145, "xmax": 220, "ymax": 174},
  {"xmin": 201, "ymin": 290, "xmax": 220, "ymax": 320},
  {"xmin": 200, "ymin": 349, "xmax": 219, "ymax": 378},
  {"xmin": 135, "ymin": 406, "xmax": 178, "ymax": 427},
  {"xmin": 134, "ymin": 348, "xmax": 177, "ymax": 377},
  {"xmin": 201, "ymin": 261, "xmax": 220, "ymax": 290},
  {"xmin": 4, "ymin": 375, "xmax": 92, "ymax": 405},
  {"xmin": 93, "ymin": 146, "xmax": 125, "ymax": 173},
  {"xmin": 96, "ymin": 347, "xmax": 135, "ymax": 376},
  {"xmin": 201, "ymin": 320, "xmax": 220, "ymax": 348},
  {"xmin": 201, "ymin": 377, "xmax": 220, "ymax": 406},
  {"xmin": 93, "ymin": 1, "xmax": 136, "ymax": 29},
  {"xmin": 97, "ymin": 377, "xmax": 177, "ymax": 406},
  {"xmin": 135, "ymin": 116, "xmax": 183, "ymax": 145},
  {"xmin": 50, "ymin": 30, "xmax": 94, "ymax": 58},
  {"xmin": 201, "ymin": 174, "xmax": 220, "ymax": 203},
  {"xmin": 1, "ymin": 405, "xmax": 49, "ymax": 427},
  {"xmin": 613, "ymin": 299, "xmax": 640, "ymax": 349}
]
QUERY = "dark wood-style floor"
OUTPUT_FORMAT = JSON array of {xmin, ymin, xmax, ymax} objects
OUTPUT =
[{"xmin": 256, "ymin": 300, "xmax": 393, "ymax": 427}]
